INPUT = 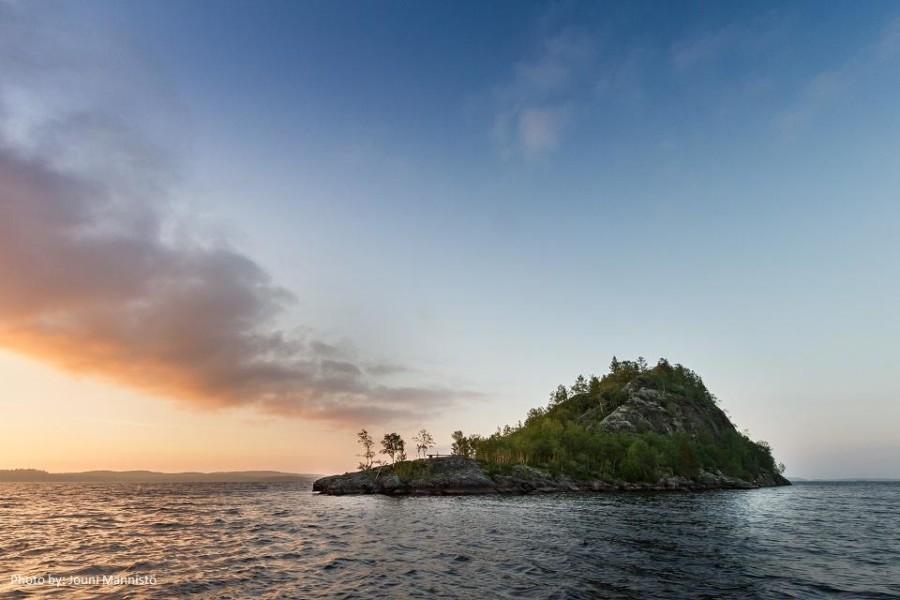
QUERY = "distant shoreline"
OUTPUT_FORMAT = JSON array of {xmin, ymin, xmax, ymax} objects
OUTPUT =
[{"xmin": 0, "ymin": 469, "xmax": 316, "ymax": 483}]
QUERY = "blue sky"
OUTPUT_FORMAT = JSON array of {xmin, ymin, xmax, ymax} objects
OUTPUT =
[{"xmin": 1, "ymin": 1, "xmax": 898, "ymax": 476}]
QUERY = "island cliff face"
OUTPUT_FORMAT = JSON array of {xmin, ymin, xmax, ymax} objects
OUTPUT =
[
  {"xmin": 315, "ymin": 359, "xmax": 790, "ymax": 495},
  {"xmin": 594, "ymin": 379, "xmax": 735, "ymax": 438}
]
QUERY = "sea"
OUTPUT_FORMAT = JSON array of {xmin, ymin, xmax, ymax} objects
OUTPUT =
[{"xmin": 0, "ymin": 481, "xmax": 897, "ymax": 599}]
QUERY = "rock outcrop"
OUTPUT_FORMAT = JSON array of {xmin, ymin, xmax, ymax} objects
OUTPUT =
[
  {"xmin": 313, "ymin": 457, "xmax": 496, "ymax": 495},
  {"xmin": 592, "ymin": 379, "xmax": 736, "ymax": 440},
  {"xmin": 312, "ymin": 456, "xmax": 790, "ymax": 496}
]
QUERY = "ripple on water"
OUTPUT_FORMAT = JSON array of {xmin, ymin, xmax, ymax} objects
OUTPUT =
[{"xmin": 0, "ymin": 482, "xmax": 897, "ymax": 599}]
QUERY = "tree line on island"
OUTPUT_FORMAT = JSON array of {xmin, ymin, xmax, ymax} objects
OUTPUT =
[
  {"xmin": 355, "ymin": 357, "xmax": 785, "ymax": 484},
  {"xmin": 355, "ymin": 428, "xmax": 473, "ymax": 470}
]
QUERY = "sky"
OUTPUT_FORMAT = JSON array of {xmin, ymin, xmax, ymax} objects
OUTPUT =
[{"xmin": 1, "ymin": 0, "xmax": 898, "ymax": 478}]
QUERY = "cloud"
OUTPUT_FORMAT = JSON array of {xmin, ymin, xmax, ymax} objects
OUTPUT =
[
  {"xmin": 668, "ymin": 12, "xmax": 787, "ymax": 73},
  {"xmin": 491, "ymin": 29, "xmax": 594, "ymax": 157},
  {"xmin": 670, "ymin": 25, "xmax": 740, "ymax": 71},
  {"xmin": 773, "ymin": 18, "xmax": 900, "ymax": 139},
  {"xmin": 773, "ymin": 68, "xmax": 848, "ymax": 138},
  {"xmin": 517, "ymin": 107, "xmax": 568, "ymax": 155},
  {"xmin": 0, "ymin": 4, "xmax": 472, "ymax": 425},
  {"xmin": 513, "ymin": 31, "xmax": 593, "ymax": 94},
  {"xmin": 877, "ymin": 17, "xmax": 900, "ymax": 59}
]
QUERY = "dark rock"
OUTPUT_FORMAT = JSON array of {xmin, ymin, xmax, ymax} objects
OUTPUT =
[{"xmin": 312, "ymin": 456, "xmax": 790, "ymax": 496}]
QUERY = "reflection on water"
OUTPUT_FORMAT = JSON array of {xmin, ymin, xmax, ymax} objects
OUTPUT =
[{"xmin": 0, "ymin": 481, "xmax": 897, "ymax": 598}]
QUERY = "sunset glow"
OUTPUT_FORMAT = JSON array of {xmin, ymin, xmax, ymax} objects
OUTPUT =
[{"xmin": 2, "ymin": 1, "xmax": 899, "ymax": 478}]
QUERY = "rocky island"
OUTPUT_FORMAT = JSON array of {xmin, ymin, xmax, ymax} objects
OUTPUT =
[{"xmin": 314, "ymin": 358, "xmax": 790, "ymax": 495}]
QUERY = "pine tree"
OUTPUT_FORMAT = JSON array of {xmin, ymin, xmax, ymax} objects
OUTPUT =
[{"xmin": 571, "ymin": 374, "xmax": 588, "ymax": 394}]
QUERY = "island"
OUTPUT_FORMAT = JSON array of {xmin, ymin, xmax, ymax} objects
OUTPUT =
[{"xmin": 313, "ymin": 357, "xmax": 790, "ymax": 495}]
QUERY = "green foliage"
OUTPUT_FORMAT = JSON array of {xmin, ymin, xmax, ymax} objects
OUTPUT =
[
  {"xmin": 381, "ymin": 433, "xmax": 405, "ymax": 464},
  {"xmin": 548, "ymin": 385, "xmax": 569, "ymax": 407},
  {"xmin": 468, "ymin": 357, "xmax": 780, "ymax": 482},
  {"xmin": 450, "ymin": 431, "xmax": 473, "ymax": 458},
  {"xmin": 571, "ymin": 375, "xmax": 588, "ymax": 395},
  {"xmin": 357, "ymin": 429, "xmax": 376, "ymax": 470},
  {"xmin": 413, "ymin": 429, "xmax": 435, "ymax": 458},
  {"xmin": 393, "ymin": 459, "xmax": 431, "ymax": 481},
  {"xmin": 621, "ymin": 438, "xmax": 657, "ymax": 482}
]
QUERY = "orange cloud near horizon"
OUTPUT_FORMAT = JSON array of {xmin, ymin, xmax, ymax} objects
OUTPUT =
[{"xmin": 0, "ymin": 136, "xmax": 467, "ymax": 427}]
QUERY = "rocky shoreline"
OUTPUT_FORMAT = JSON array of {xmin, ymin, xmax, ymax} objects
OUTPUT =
[{"xmin": 312, "ymin": 456, "xmax": 790, "ymax": 496}]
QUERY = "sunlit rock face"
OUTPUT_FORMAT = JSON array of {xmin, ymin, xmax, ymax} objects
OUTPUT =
[{"xmin": 595, "ymin": 379, "xmax": 736, "ymax": 440}]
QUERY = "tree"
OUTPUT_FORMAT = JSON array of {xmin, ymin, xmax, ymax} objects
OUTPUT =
[
  {"xmin": 450, "ymin": 431, "xmax": 472, "ymax": 458},
  {"xmin": 424, "ymin": 360, "xmax": 784, "ymax": 483},
  {"xmin": 468, "ymin": 434, "xmax": 483, "ymax": 459},
  {"xmin": 621, "ymin": 438, "xmax": 657, "ymax": 482},
  {"xmin": 357, "ymin": 429, "xmax": 376, "ymax": 470},
  {"xmin": 381, "ymin": 433, "xmax": 405, "ymax": 464},
  {"xmin": 413, "ymin": 429, "xmax": 435, "ymax": 458},
  {"xmin": 526, "ymin": 406, "xmax": 546, "ymax": 425},
  {"xmin": 571, "ymin": 375, "xmax": 588, "ymax": 395},
  {"xmin": 549, "ymin": 385, "xmax": 568, "ymax": 407},
  {"xmin": 637, "ymin": 356, "xmax": 648, "ymax": 372},
  {"xmin": 675, "ymin": 435, "xmax": 700, "ymax": 477}
]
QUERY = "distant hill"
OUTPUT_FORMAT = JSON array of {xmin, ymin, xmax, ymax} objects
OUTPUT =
[{"xmin": 0, "ymin": 469, "xmax": 316, "ymax": 483}]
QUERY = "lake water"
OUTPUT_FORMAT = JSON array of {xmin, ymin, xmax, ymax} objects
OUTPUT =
[{"xmin": 0, "ymin": 481, "xmax": 897, "ymax": 598}]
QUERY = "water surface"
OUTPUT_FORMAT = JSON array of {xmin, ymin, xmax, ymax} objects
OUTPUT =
[{"xmin": 1, "ymin": 481, "xmax": 897, "ymax": 598}]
